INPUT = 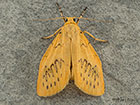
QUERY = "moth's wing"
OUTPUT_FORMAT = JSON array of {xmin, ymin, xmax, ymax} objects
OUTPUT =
[
  {"xmin": 73, "ymin": 32, "xmax": 104, "ymax": 96},
  {"xmin": 37, "ymin": 32, "xmax": 71, "ymax": 97}
]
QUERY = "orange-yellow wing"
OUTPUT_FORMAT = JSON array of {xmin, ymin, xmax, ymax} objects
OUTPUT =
[
  {"xmin": 37, "ymin": 31, "xmax": 71, "ymax": 97},
  {"xmin": 73, "ymin": 32, "xmax": 105, "ymax": 96}
]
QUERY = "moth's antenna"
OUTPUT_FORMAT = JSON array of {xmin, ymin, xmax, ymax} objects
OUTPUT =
[
  {"xmin": 32, "ymin": 17, "xmax": 64, "ymax": 21},
  {"xmin": 56, "ymin": 2, "xmax": 66, "ymax": 22},
  {"xmin": 76, "ymin": 7, "xmax": 87, "ymax": 24},
  {"xmin": 80, "ymin": 17, "xmax": 112, "ymax": 23}
]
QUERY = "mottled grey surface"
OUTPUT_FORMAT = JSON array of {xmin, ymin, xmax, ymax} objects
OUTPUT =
[{"xmin": 0, "ymin": 0, "xmax": 140, "ymax": 105}]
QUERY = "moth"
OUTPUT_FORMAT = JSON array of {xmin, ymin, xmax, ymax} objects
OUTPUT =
[{"xmin": 36, "ymin": 3, "xmax": 108, "ymax": 97}]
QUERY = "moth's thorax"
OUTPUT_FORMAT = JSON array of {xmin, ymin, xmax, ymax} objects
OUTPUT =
[{"xmin": 62, "ymin": 24, "xmax": 80, "ymax": 38}]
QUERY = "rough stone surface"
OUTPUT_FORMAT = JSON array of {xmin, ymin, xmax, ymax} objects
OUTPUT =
[{"xmin": 0, "ymin": 0, "xmax": 140, "ymax": 105}]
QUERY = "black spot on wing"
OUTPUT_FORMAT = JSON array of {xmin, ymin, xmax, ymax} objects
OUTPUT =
[
  {"xmin": 86, "ymin": 81, "xmax": 88, "ymax": 85},
  {"xmin": 50, "ymin": 64, "xmax": 55, "ymax": 77},
  {"xmin": 81, "ymin": 59, "xmax": 87, "ymax": 69},
  {"xmin": 55, "ymin": 43, "xmax": 61, "ymax": 48},
  {"xmin": 93, "ymin": 85, "xmax": 95, "ymax": 88},
  {"xmin": 94, "ymin": 76, "xmax": 96, "ymax": 81},
  {"xmin": 46, "ymin": 85, "xmax": 49, "ymax": 89},
  {"xmin": 83, "ymin": 77, "xmax": 85, "ymax": 81},
  {"xmin": 81, "ymin": 43, "xmax": 87, "ymax": 47},
  {"xmin": 54, "ymin": 60, "xmax": 59, "ymax": 73},
  {"xmin": 90, "ymin": 82, "xmax": 92, "ymax": 86},
  {"xmin": 54, "ymin": 81, "xmax": 56, "ymax": 86},
  {"xmin": 57, "ymin": 77, "xmax": 60, "ymax": 82},
  {"xmin": 50, "ymin": 83, "xmax": 52, "ymax": 87},
  {"xmin": 80, "ymin": 73, "xmax": 82, "ymax": 77},
  {"xmin": 42, "ymin": 82, "xmax": 44, "ymax": 87},
  {"xmin": 97, "ymin": 82, "xmax": 99, "ymax": 86}
]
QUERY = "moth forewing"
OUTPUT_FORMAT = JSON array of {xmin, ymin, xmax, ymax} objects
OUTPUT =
[
  {"xmin": 72, "ymin": 29, "xmax": 104, "ymax": 96},
  {"xmin": 37, "ymin": 27, "xmax": 71, "ymax": 97}
]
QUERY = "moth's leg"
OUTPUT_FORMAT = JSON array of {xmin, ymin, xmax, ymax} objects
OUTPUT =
[
  {"xmin": 83, "ymin": 31, "xmax": 108, "ymax": 42},
  {"xmin": 41, "ymin": 28, "xmax": 61, "ymax": 39}
]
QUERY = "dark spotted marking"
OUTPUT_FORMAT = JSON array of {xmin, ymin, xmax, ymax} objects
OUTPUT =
[
  {"xmin": 90, "ymin": 70, "xmax": 94, "ymax": 77},
  {"xmin": 61, "ymin": 73, "xmax": 62, "ymax": 77},
  {"xmin": 88, "ymin": 65, "xmax": 96, "ymax": 77},
  {"xmin": 46, "ymin": 85, "xmax": 49, "ymax": 89},
  {"xmin": 44, "ymin": 59, "xmax": 65, "ymax": 79},
  {"xmin": 86, "ymin": 81, "xmax": 88, "ymax": 85},
  {"xmin": 84, "ymin": 66, "xmax": 88, "ymax": 73},
  {"xmin": 93, "ymin": 85, "xmax": 95, "ymax": 88},
  {"xmin": 45, "ymin": 65, "xmax": 47, "ymax": 68},
  {"xmin": 54, "ymin": 81, "xmax": 56, "ymax": 86},
  {"xmin": 43, "ymin": 74, "xmax": 45, "ymax": 79},
  {"xmin": 81, "ymin": 59, "xmax": 87, "ymax": 69},
  {"xmin": 45, "ymin": 69, "xmax": 51, "ymax": 78},
  {"xmin": 78, "ymin": 58, "xmax": 82, "ymax": 62},
  {"xmin": 60, "ymin": 59, "xmax": 64, "ymax": 63},
  {"xmin": 50, "ymin": 83, "xmax": 52, "ymax": 87},
  {"xmin": 57, "ymin": 77, "xmax": 60, "ymax": 82},
  {"xmin": 45, "ymin": 70, "xmax": 48, "ymax": 75},
  {"xmin": 80, "ymin": 73, "xmax": 82, "ymax": 77},
  {"xmin": 78, "ymin": 59, "xmax": 99, "ymax": 79},
  {"xmin": 42, "ymin": 82, "xmax": 44, "ymax": 87},
  {"xmin": 94, "ymin": 76, "xmax": 96, "ymax": 81},
  {"xmin": 96, "ymin": 74, "xmax": 99, "ymax": 78},
  {"xmin": 47, "ymin": 72, "xmax": 51, "ymax": 77},
  {"xmin": 89, "ymin": 66, "xmax": 94, "ymax": 73},
  {"xmin": 79, "ymin": 59, "xmax": 93, "ymax": 72},
  {"xmin": 46, "ymin": 79, "xmax": 48, "ymax": 82},
  {"xmin": 69, "ymin": 37, "xmax": 72, "ymax": 41},
  {"xmin": 50, "ymin": 64, "xmax": 54, "ymax": 69},
  {"xmin": 54, "ymin": 59, "xmax": 64, "ymax": 73},
  {"xmin": 90, "ymin": 82, "xmax": 92, "ymax": 86},
  {"xmin": 91, "ymin": 71, "xmax": 96, "ymax": 77},
  {"xmin": 54, "ymin": 59, "xmax": 59, "ymax": 71},
  {"xmin": 52, "ymin": 74, "xmax": 54, "ymax": 77},
  {"xmin": 60, "ymin": 59, "xmax": 64, "ymax": 68},
  {"xmin": 90, "ymin": 65, "xmax": 97, "ymax": 77},
  {"xmin": 84, "ymin": 63, "xmax": 91, "ymax": 73},
  {"xmin": 86, "ymin": 63, "xmax": 92, "ymax": 73},
  {"xmin": 54, "ymin": 64, "xmax": 58, "ymax": 73},
  {"xmin": 55, "ymin": 59, "xmax": 59, "ymax": 64},
  {"xmin": 50, "ymin": 64, "xmax": 55, "ymax": 76},
  {"xmin": 59, "ymin": 31, "xmax": 61, "ymax": 34},
  {"xmin": 83, "ymin": 77, "xmax": 85, "ymax": 81},
  {"xmin": 87, "ymin": 63, "xmax": 92, "ymax": 68},
  {"xmin": 97, "ymin": 82, "xmax": 99, "ymax": 86}
]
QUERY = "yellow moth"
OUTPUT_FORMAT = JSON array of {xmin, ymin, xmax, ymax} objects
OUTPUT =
[{"xmin": 37, "ymin": 3, "xmax": 108, "ymax": 97}]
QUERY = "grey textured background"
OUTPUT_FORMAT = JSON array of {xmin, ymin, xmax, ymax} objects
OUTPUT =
[{"xmin": 0, "ymin": 0, "xmax": 140, "ymax": 105}]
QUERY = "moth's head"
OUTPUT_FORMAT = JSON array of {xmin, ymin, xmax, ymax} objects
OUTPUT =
[{"xmin": 64, "ymin": 17, "xmax": 77, "ymax": 25}]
